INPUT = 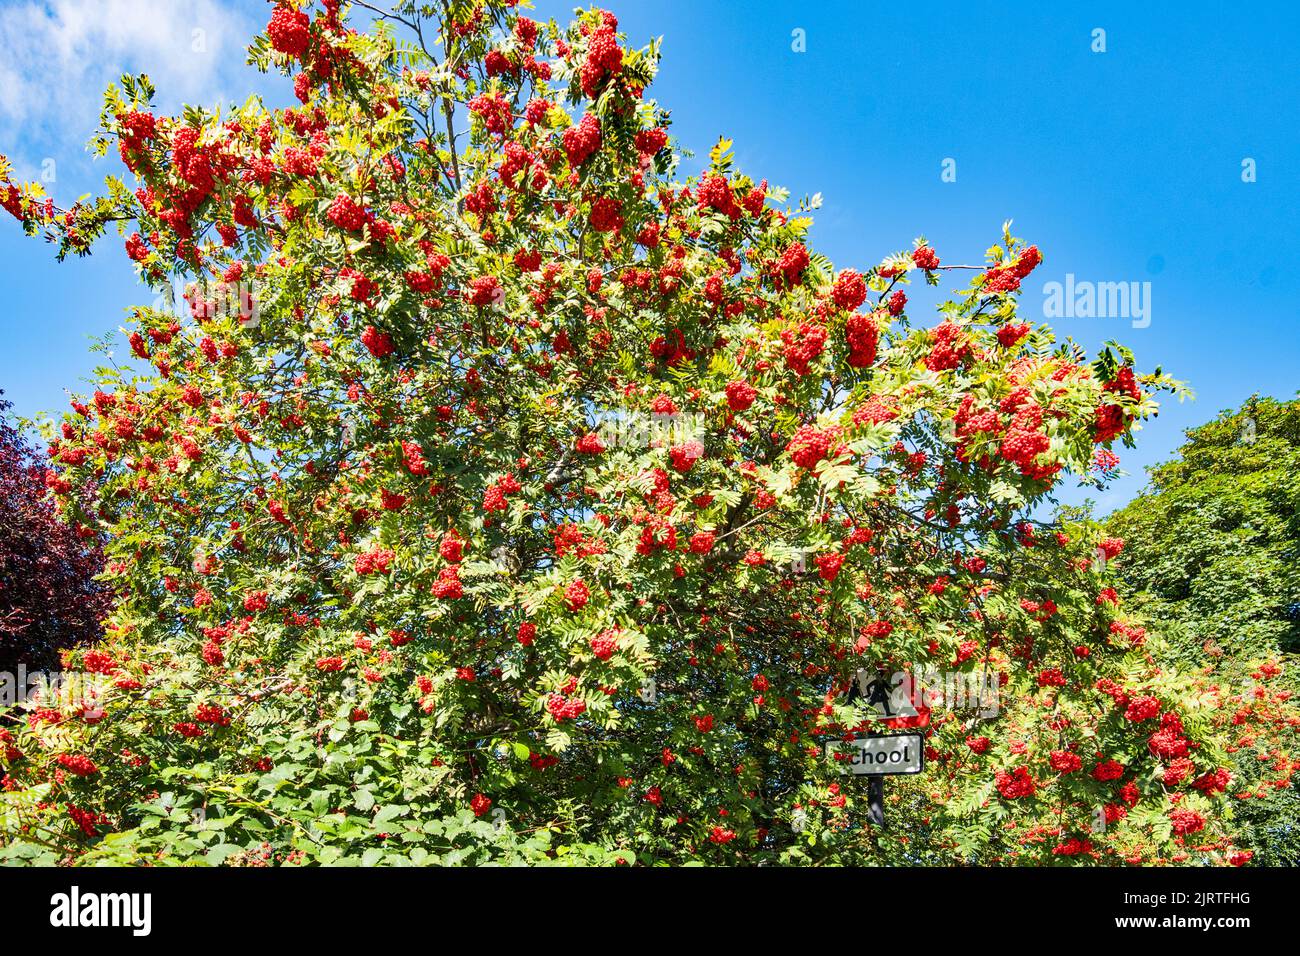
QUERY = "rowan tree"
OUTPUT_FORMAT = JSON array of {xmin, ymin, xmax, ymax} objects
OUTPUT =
[{"xmin": 0, "ymin": 1, "xmax": 1292, "ymax": 865}]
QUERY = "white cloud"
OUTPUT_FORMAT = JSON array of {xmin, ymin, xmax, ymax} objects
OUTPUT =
[{"xmin": 0, "ymin": 0, "xmax": 258, "ymax": 179}]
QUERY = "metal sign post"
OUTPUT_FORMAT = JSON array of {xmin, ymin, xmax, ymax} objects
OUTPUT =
[
  {"xmin": 824, "ymin": 732, "xmax": 926, "ymax": 831},
  {"xmin": 867, "ymin": 777, "xmax": 885, "ymax": 827},
  {"xmin": 837, "ymin": 668, "xmax": 925, "ymax": 830}
]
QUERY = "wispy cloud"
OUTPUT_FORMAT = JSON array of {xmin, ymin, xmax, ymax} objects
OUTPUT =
[{"xmin": 0, "ymin": 0, "xmax": 258, "ymax": 180}]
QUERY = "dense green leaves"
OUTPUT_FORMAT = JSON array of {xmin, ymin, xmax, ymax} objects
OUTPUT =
[{"xmin": 1108, "ymin": 395, "xmax": 1300, "ymax": 864}]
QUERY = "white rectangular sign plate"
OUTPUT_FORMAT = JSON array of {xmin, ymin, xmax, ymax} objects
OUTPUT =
[{"xmin": 826, "ymin": 733, "xmax": 925, "ymax": 775}]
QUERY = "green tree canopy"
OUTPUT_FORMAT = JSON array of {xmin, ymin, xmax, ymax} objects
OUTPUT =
[
  {"xmin": 1108, "ymin": 395, "xmax": 1300, "ymax": 659},
  {"xmin": 1108, "ymin": 394, "xmax": 1300, "ymax": 864}
]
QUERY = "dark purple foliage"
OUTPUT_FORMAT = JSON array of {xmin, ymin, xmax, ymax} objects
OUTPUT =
[{"xmin": 0, "ymin": 393, "xmax": 107, "ymax": 673}]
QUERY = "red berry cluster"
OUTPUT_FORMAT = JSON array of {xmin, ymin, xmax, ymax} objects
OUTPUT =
[
  {"xmin": 267, "ymin": 4, "xmax": 311, "ymax": 59},
  {"xmin": 562, "ymin": 113, "xmax": 602, "ymax": 167},
  {"xmin": 580, "ymin": 16, "xmax": 624, "ymax": 97},
  {"xmin": 326, "ymin": 193, "xmax": 367, "ymax": 231},
  {"xmin": 786, "ymin": 425, "xmax": 833, "ymax": 470},
  {"xmin": 56, "ymin": 753, "xmax": 98, "ymax": 776},
  {"xmin": 844, "ymin": 312, "xmax": 878, "ymax": 368}
]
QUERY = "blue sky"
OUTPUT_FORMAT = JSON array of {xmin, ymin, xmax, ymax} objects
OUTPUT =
[{"xmin": 1, "ymin": 0, "xmax": 1297, "ymax": 513}]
